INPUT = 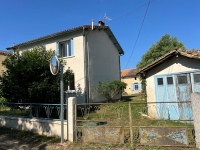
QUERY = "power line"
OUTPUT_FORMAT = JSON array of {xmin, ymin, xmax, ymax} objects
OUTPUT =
[
  {"xmin": 124, "ymin": 0, "xmax": 152, "ymax": 69},
  {"xmin": 107, "ymin": 0, "xmax": 155, "ymax": 24}
]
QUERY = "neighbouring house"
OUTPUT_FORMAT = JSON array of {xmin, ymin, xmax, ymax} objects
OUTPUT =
[
  {"xmin": 0, "ymin": 50, "xmax": 9, "ymax": 76},
  {"xmin": 121, "ymin": 68, "xmax": 142, "ymax": 95},
  {"xmin": 6, "ymin": 21, "xmax": 124, "ymax": 103},
  {"xmin": 137, "ymin": 49, "xmax": 200, "ymax": 120}
]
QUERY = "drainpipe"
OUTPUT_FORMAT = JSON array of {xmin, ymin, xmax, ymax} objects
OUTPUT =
[
  {"xmin": 119, "ymin": 53, "xmax": 124, "ymax": 99},
  {"xmin": 119, "ymin": 54, "xmax": 122, "ymax": 99},
  {"xmin": 83, "ymin": 27, "xmax": 89, "ymax": 103}
]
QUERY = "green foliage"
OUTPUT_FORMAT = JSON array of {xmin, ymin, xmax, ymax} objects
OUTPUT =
[
  {"xmin": 0, "ymin": 88, "xmax": 7, "ymax": 102},
  {"xmin": 137, "ymin": 34, "xmax": 185, "ymax": 69},
  {"xmin": 95, "ymin": 80, "xmax": 127, "ymax": 101},
  {"xmin": 137, "ymin": 34, "xmax": 185, "ymax": 93},
  {"xmin": 0, "ymin": 46, "xmax": 73, "ymax": 103}
]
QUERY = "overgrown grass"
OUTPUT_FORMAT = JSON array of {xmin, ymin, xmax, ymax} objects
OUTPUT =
[{"xmin": 77, "ymin": 94, "xmax": 193, "ymax": 127}]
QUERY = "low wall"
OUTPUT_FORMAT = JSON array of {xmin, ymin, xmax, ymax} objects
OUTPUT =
[{"xmin": 0, "ymin": 116, "xmax": 68, "ymax": 139}]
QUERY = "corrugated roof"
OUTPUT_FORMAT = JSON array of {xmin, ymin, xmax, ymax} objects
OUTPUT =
[
  {"xmin": 137, "ymin": 49, "xmax": 200, "ymax": 74},
  {"xmin": 121, "ymin": 68, "xmax": 137, "ymax": 78},
  {"xmin": 6, "ymin": 25, "xmax": 124, "ymax": 55}
]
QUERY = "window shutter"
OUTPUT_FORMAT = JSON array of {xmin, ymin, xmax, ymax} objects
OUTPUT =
[
  {"xmin": 138, "ymin": 83, "xmax": 142, "ymax": 90},
  {"xmin": 131, "ymin": 83, "xmax": 134, "ymax": 91},
  {"xmin": 70, "ymin": 38, "xmax": 74, "ymax": 56},
  {"xmin": 56, "ymin": 41, "xmax": 60, "ymax": 57}
]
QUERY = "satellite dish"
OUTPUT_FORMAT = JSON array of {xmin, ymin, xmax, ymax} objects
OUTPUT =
[{"xmin": 50, "ymin": 56, "xmax": 60, "ymax": 75}]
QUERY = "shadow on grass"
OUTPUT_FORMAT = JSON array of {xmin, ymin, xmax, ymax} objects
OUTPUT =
[{"xmin": 121, "ymin": 94, "xmax": 146, "ymax": 102}]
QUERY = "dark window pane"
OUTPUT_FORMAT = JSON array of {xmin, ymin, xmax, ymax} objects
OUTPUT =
[
  {"xmin": 167, "ymin": 77, "xmax": 173, "ymax": 85},
  {"xmin": 177, "ymin": 75, "xmax": 187, "ymax": 84},
  {"xmin": 69, "ymin": 74, "xmax": 75, "ymax": 90},
  {"xmin": 135, "ymin": 84, "xmax": 138, "ymax": 90},
  {"xmin": 194, "ymin": 74, "xmax": 200, "ymax": 83},
  {"xmin": 157, "ymin": 78, "xmax": 163, "ymax": 85}
]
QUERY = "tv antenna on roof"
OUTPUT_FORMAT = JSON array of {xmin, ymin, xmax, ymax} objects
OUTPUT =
[{"xmin": 104, "ymin": 13, "xmax": 112, "ymax": 23}]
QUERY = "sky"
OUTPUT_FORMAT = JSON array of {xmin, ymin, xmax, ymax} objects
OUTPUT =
[{"xmin": 0, "ymin": 0, "xmax": 200, "ymax": 70}]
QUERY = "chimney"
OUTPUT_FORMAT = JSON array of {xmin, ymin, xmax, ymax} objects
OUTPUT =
[{"xmin": 98, "ymin": 20, "xmax": 105, "ymax": 27}]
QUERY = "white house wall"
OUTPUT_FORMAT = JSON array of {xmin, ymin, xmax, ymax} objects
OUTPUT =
[
  {"xmin": 87, "ymin": 30, "xmax": 120, "ymax": 102},
  {"xmin": 146, "ymin": 56, "xmax": 200, "ymax": 118}
]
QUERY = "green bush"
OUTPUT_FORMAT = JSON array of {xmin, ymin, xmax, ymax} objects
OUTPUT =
[{"xmin": 95, "ymin": 80, "xmax": 127, "ymax": 101}]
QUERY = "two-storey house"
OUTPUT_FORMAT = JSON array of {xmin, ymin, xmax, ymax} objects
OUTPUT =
[{"xmin": 6, "ymin": 21, "xmax": 124, "ymax": 103}]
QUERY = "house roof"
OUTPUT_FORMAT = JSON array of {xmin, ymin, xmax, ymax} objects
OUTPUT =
[
  {"xmin": 6, "ymin": 25, "xmax": 124, "ymax": 55},
  {"xmin": 137, "ymin": 49, "xmax": 200, "ymax": 74},
  {"xmin": 0, "ymin": 50, "xmax": 10, "ymax": 56},
  {"xmin": 121, "ymin": 68, "xmax": 137, "ymax": 78}
]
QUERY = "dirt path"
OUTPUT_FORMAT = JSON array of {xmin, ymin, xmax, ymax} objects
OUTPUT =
[{"xmin": 0, "ymin": 127, "xmax": 77, "ymax": 150}]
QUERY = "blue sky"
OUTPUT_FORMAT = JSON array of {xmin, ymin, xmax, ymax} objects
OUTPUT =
[{"xmin": 0, "ymin": 0, "xmax": 200, "ymax": 70}]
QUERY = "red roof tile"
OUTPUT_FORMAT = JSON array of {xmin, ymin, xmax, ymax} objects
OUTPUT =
[
  {"xmin": 137, "ymin": 49, "xmax": 200, "ymax": 74},
  {"xmin": 121, "ymin": 68, "xmax": 137, "ymax": 78}
]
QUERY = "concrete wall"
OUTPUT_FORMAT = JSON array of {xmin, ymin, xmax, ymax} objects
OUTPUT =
[
  {"xmin": 191, "ymin": 92, "xmax": 200, "ymax": 149},
  {"xmin": 146, "ymin": 56, "xmax": 200, "ymax": 117},
  {"xmin": 87, "ymin": 30, "xmax": 121, "ymax": 102},
  {"xmin": 0, "ymin": 116, "xmax": 68, "ymax": 139},
  {"xmin": 0, "ymin": 97, "xmax": 77, "ymax": 142},
  {"xmin": 121, "ymin": 77, "xmax": 141, "ymax": 95}
]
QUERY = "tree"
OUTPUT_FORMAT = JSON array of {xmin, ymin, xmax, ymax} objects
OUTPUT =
[
  {"xmin": 0, "ymin": 46, "xmax": 73, "ymax": 103},
  {"xmin": 137, "ymin": 34, "xmax": 185, "ymax": 69},
  {"xmin": 95, "ymin": 80, "xmax": 127, "ymax": 101}
]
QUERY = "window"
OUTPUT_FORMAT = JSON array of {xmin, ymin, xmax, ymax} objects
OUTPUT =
[
  {"xmin": 194, "ymin": 74, "xmax": 200, "ymax": 83},
  {"xmin": 157, "ymin": 78, "xmax": 163, "ymax": 85},
  {"xmin": 134, "ymin": 84, "xmax": 138, "ymax": 90},
  {"xmin": 68, "ymin": 73, "xmax": 75, "ymax": 90},
  {"xmin": 167, "ymin": 77, "xmax": 173, "ymax": 85},
  {"xmin": 177, "ymin": 75, "xmax": 188, "ymax": 84},
  {"xmin": 57, "ymin": 39, "xmax": 74, "ymax": 57}
]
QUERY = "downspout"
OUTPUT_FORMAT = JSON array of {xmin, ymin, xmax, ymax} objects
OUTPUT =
[
  {"xmin": 119, "ymin": 54, "xmax": 122, "ymax": 100},
  {"xmin": 83, "ymin": 27, "xmax": 89, "ymax": 103}
]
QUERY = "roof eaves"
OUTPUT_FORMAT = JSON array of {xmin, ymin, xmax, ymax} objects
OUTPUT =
[
  {"xmin": 136, "ymin": 50, "xmax": 177, "ymax": 74},
  {"xmin": 0, "ymin": 50, "xmax": 10, "ymax": 56},
  {"xmin": 6, "ymin": 26, "xmax": 85, "ymax": 50},
  {"xmin": 6, "ymin": 25, "xmax": 124, "ymax": 55}
]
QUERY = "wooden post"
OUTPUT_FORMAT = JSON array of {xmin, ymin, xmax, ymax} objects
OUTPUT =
[{"xmin": 129, "ymin": 102, "xmax": 133, "ymax": 146}]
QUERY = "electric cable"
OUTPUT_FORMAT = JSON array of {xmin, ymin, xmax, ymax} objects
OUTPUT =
[{"xmin": 124, "ymin": 0, "xmax": 152, "ymax": 69}]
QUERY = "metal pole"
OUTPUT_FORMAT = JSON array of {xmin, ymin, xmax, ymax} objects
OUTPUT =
[
  {"xmin": 129, "ymin": 102, "xmax": 133, "ymax": 147},
  {"xmin": 60, "ymin": 63, "xmax": 64, "ymax": 144}
]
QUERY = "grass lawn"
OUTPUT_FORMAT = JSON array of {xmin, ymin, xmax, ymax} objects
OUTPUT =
[{"xmin": 77, "ymin": 94, "xmax": 193, "ymax": 127}]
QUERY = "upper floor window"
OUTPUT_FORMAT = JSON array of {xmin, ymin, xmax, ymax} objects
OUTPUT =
[{"xmin": 56, "ymin": 39, "xmax": 74, "ymax": 58}]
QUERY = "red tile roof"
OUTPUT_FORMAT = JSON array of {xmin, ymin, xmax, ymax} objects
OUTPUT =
[
  {"xmin": 121, "ymin": 68, "xmax": 137, "ymax": 78},
  {"xmin": 137, "ymin": 49, "xmax": 200, "ymax": 74},
  {"xmin": 0, "ymin": 50, "xmax": 10, "ymax": 56}
]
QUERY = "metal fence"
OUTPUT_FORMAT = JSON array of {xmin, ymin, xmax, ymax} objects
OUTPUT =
[
  {"xmin": 75, "ymin": 101, "xmax": 195, "ymax": 147},
  {"xmin": 0, "ymin": 102, "xmax": 67, "ymax": 120}
]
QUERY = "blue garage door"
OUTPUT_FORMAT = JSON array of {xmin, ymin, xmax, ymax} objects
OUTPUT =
[{"xmin": 154, "ymin": 71, "xmax": 199, "ymax": 120}]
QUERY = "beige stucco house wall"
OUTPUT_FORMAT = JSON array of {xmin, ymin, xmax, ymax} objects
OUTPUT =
[
  {"xmin": 121, "ymin": 68, "xmax": 142, "ymax": 95},
  {"xmin": 121, "ymin": 77, "xmax": 141, "ymax": 95},
  {"xmin": 137, "ymin": 50, "xmax": 200, "ymax": 119},
  {"xmin": 0, "ymin": 51, "xmax": 9, "ymax": 75},
  {"xmin": 6, "ymin": 24, "xmax": 124, "ymax": 103},
  {"xmin": 146, "ymin": 56, "xmax": 200, "ymax": 118}
]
